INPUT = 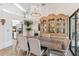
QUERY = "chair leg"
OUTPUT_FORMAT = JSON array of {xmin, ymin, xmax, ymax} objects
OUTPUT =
[
  {"xmin": 28, "ymin": 52, "xmax": 31, "ymax": 56},
  {"xmin": 45, "ymin": 49, "xmax": 49, "ymax": 56},
  {"xmin": 17, "ymin": 50, "xmax": 19, "ymax": 55},
  {"xmin": 17, "ymin": 48, "xmax": 20, "ymax": 56},
  {"xmin": 26, "ymin": 51, "xmax": 29, "ymax": 56},
  {"xmin": 47, "ymin": 49, "xmax": 50, "ymax": 56},
  {"xmin": 64, "ymin": 51, "xmax": 68, "ymax": 56}
]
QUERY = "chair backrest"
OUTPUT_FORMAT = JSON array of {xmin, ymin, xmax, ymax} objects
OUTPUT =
[
  {"xmin": 18, "ymin": 34, "xmax": 28, "ymax": 51},
  {"xmin": 28, "ymin": 38, "xmax": 41, "ymax": 55},
  {"xmin": 49, "ymin": 39, "xmax": 70, "ymax": 56}
]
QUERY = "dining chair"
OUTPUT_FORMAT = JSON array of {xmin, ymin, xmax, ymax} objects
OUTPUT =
[
  {"xmin": 28, "ymin": 38, "xmax": 47, "ymax": 56},
  {"xmin": 63, "ymin": 40, "xmax": 70, "ymax": 56},
  {"xmin": 48, "ymin": 40, "xmax": 70, "ymax": 56},
  {"xmin": 17, "ymin": 35, "xmax": 29, "ymax": 55}
]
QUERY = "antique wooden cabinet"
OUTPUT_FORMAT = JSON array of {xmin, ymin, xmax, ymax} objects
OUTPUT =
[
  {"xmin": 40, "ymin": 14, "xmax": 68, "ymax": 37},
  {"xmin": 39, "ymin": 14, "xmax": 69, "ymax": 53}
]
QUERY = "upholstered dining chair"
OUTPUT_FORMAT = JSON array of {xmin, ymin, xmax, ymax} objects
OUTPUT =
[
  {"xmin": 17, "ymin": 35, "xmax": 29, "ymax": 56},
  {"xmin": 48, "ymin": 39, "xmax": 70, "ymax": 56},
  {"xmin": 28, "ymin": 38, "xmax": 47, "ymax": 56}
]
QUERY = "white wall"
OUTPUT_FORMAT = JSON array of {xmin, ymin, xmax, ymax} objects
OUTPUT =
[
  {"xmin": 0, "ymin": 18, "xmax": 12, "ymax": 49},
  {"xmin": 0, "ymin": 26, "xmax": 5, "ymax": 49}
]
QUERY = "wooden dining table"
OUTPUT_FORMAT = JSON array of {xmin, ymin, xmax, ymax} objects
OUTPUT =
[
  {"xmin": 26, "ymin": 36, "xmax": 66, "ymax": 51},
  {"xmin": 18, "ymin": 35, "xmax": 69, "ymax": 56}
]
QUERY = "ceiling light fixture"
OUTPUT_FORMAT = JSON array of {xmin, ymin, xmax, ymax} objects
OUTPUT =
[
  {"xmin": 14, "ymin": 3, "xmax": 26, "ymax": 12},
  {"xmin": 2, "ymin": 8, "xmax": 23, "ymax": 17},
  {"xmin": 2, "ymin": 8, "xmax": 11, "ymax": 13}
]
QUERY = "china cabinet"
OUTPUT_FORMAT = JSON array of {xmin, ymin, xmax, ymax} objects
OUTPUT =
[
  {"xmin": 39, "ymin": 14, "xmax": 69, "ymax": 53},
  {"xmin": 40, "ymin": 14, "xmax": 68, "ymax": 37}
]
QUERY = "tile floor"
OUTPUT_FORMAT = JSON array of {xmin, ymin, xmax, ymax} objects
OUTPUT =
[{"xmin": 0, "ymin": 46, "xmax": 73, "ymax": 56}]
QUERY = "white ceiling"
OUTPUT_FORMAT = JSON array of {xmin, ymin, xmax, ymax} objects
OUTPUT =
[
  {"xmin": 0, "ymin": 3, "xmax": 27, "ymax": 17},
  {"xmin": 0, "ymin": 3, "xmax": 45, "ymax": 20},
  {"xmin": 0, "ymin": 3, "xmax": 79, "ymax": 20}
]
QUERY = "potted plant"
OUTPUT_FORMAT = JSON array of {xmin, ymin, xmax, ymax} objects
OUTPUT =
[{"xmin": 24, "ymin": 20, "xmax": 33, "ymax": 37}]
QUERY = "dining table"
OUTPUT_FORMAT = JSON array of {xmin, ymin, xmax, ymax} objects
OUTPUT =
[{"xmin": 25, "ymin": 36, "xmax": 69, "ymax": 56}]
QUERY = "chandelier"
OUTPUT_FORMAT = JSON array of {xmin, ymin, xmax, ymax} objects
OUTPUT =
[
  {"xmin": 31, "ymin": 5, "xmax": 41, "ymax": 17},
  {"xmin": 23, "ymin": 5, "xmax": 41, "ymax": 18}
]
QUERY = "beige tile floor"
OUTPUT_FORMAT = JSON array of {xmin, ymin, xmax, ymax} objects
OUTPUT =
[
  {"xmin": 0, "ymin": 46, "xmax": 15, "ymax": 56},
  {"xmin": 0, "ymin": 46, "xmax": 73, "ymax": 56}
]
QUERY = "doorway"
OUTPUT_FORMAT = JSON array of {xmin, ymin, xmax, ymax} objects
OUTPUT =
[
  {"xmin": 69, "ymin": 9, "xmax": 79, "ymax": 56},
  {"xmin": 12, "ymin": 20, "xmax": 23, "ymax": 39}
]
